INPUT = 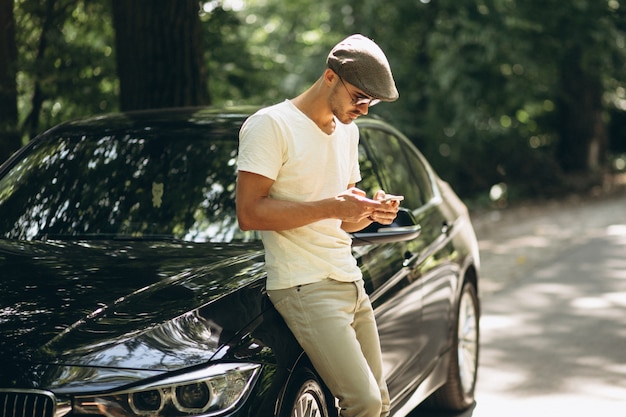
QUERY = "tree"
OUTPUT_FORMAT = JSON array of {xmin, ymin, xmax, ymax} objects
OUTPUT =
[
  {"xmin": 111, "ymin": 0, "xmax": 208, "ymax": 111},
  {"xmin": 14, "ymin": 0, "xmax": 118, "ymax": 140},
  {"xmin": 21, "ymin": 0, "xmax": 59, "ymax": 140},
  {"xmin": 557, "ymin": 47, "xmax": 607, "ymax": 173},
  {"xmin": 514, "ymin": 0, "xmax": 612, "ymax": 174},
  {"xmin": 0, "ymin": 0, "xmax": 20, "ymax": 163},
  {"xmin": 333, "ymin": 0, "xmax": 626, "ymax": 197},
  {"xmin": 5, "ymin": 0, "xmax": 626, "ymax": 200}
]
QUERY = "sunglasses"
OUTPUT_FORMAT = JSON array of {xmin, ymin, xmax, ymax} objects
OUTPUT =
[{"xmin": 338, "ymin": 76, "xmax": 380, "ymax": 107}]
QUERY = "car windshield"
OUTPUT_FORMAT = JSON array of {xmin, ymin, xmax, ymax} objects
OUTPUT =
[{"xmin": 0, "ymin": 131, "xmax": 256, "ymax": 243}]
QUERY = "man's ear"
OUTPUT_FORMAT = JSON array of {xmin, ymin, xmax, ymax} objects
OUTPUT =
[{"xmin": 323, "ymin": 68, "xmax": 337, "ymax": 86}]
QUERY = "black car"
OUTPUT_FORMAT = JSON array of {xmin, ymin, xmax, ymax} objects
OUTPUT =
[{"xmin": 0, "ymin": 107, "xmax": 480, "ymax": 417}]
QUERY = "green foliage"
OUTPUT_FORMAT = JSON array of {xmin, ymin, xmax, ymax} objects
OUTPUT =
[
  {"xmin": 320, "ymin": 0, "xmax": 626, "ymax": 199},
  {"xmin": 9, "ymin": 0, "xmax": 626, "ymax": 201},
  {"xmin": 210, "ymin": 0, "xmax": 345, "ymax": 103},
  {"xmin": 15, "ymin": 0, "xmax": 118, "ymax": 137}
]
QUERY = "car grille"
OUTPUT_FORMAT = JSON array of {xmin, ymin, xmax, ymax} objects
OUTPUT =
[{"xmin": 0, "ymin": 391, "xmax": 55, "ymax": 417}]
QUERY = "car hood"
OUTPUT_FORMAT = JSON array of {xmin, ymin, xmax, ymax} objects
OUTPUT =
[{"xmin": 0, "ymin": 239, "xmax": 268, "ymax": 375}]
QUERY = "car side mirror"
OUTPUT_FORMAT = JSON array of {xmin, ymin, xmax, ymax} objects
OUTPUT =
[{"xmin": 351, "ymin": 208, "xmax": 421, "ymax": 246}]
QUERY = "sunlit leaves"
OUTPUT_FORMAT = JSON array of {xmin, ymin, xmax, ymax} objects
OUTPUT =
[{"xmin": 15, "ymin": 0, "xmax": 118, "ymax": 133}]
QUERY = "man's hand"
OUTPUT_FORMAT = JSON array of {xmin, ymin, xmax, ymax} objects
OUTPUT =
[
  {"xmin": 334, "ymin": 187, "xmax": 381, "ymax": 223},
  {"xmin": 338, "ymin": 189, "xmax": 400, "ymax": 232},
  {"xmin": 368, "ymin": 190, "xmax": 401, "ymax": 225}
]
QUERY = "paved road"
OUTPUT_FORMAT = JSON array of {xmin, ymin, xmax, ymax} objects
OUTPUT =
[{"xmin": 419, "ymin": 191, "xmax": 626, "ymax": 416}]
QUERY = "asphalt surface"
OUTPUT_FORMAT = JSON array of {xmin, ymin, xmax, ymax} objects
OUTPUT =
[{"xmin": 448, "ymin": 190, "xmax": 626, "ymax": 416}]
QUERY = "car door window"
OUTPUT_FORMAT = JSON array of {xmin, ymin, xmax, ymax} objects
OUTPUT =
[
  {"xmin": 357, "ymin": 143, "xmax": 384, "ymax": 196},
  {"xmin": 359, "ymin": 127, "xmax": 434, "ymax": 210}
]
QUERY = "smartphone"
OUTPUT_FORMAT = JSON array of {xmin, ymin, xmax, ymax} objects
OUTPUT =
[{"xmin": 380, "ymin": 194, "xmax": 404, "ymax": 203}]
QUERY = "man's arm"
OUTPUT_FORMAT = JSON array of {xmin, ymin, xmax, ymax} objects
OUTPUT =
[
  {"xmin": 236, "ymin": 171, "xmax": 392, "ymax": 231},
  {"xmin": 236, "ymin": 171, "xmax": 334, "ymax": 231}
]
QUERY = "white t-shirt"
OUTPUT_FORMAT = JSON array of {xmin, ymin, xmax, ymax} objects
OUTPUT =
[{"xmin": 238, "ymin": 100, "xmax": 363, "ymax": 290}]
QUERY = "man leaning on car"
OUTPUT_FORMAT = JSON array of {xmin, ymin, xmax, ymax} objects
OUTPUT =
[{"xmin": 236, "ymin": 34, "xmax": 400, "ymax": 417}]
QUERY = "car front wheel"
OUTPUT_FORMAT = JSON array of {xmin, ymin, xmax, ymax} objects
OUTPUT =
[
  {"xmin": 282, "ymin": 368, "xmax": 331, "ymax": 417},
  {"xmin": 427, "ymin": 280, "xmax": 480, "ymax": 410}
]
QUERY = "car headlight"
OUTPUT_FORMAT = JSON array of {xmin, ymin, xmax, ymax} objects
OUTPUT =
[{"xmin": 74, "ymin": 363, "xmax": 261, "ymax": 417}]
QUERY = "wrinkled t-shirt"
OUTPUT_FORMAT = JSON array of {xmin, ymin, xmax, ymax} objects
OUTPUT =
[{"xmin": 237, "ymin": 100, "xmax": 362, "ymax": 290}]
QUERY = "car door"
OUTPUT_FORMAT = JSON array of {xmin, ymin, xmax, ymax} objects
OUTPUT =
[{"xmin": 355, "ymin": 121, "xmax": 457, "ymax": 407}]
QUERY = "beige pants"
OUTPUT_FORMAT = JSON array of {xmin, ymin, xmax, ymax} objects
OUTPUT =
[{"xmin": 268, "ymin": 279, "xmax": 390, "ymax": 417}]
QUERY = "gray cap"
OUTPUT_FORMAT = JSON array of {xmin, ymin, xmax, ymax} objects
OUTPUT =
[{"xmin": 326, "ymin": 34, "xmax": 399, "ymax": 102}]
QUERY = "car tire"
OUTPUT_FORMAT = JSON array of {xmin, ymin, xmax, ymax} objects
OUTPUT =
[
  {"xmin": 282, "ymin": 367, "xmax": 332, "ymax": 417},
  {"xmin": 427, "ymin": 280, "xmax": 480, "ymax": 411}
]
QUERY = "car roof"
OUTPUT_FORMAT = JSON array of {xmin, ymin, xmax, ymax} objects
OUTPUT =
[
  {"xmin": 40, "ymin": 105, "xmax": 391, "ymax": 139},
  {"xmin": 39, "ymin": 106, "xmax": 261, "ymax": 139}
]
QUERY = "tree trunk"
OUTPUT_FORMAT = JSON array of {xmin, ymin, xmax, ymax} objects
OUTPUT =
[
  {"xmin": 111, "ymin": 0, "xmax": 208, "ymax": 111},
  {"xmin": 22, "ymin": 0, "xmax": 59, "ymax": 140},
  {"xmin": 556, "ymin": 49, "xmax": 607, "ymax": 174},
  {"xmin": 0, "ymin": 0, "xmax": 21, "ymax": 163}
]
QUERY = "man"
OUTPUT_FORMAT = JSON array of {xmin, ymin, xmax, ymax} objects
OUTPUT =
[{"xmin": 236, "ymin": 34, "xmax": 399, "ymax": 417}]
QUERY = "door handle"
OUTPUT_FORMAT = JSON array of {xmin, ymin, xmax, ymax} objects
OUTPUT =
[{"xmin": 403, "ymin": 250, "xmax": 419, "ymax": 267}]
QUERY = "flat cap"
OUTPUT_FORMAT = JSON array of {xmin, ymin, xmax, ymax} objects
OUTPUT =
[{"xmin": 326, "ymin": 34, "xmax": 399, "ymax": 102}]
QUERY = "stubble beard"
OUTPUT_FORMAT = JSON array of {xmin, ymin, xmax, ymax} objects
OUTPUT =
[{"xmin": 330, "ymin": 85, "xmax": 361, "ymax": 125}]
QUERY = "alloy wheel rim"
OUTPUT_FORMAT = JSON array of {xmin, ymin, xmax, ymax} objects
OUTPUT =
[
  {"xmin": 457, "ymin": 289, "xmax": 478, "ymax": 393},
  {"xmin": 292, "ymin": 392, "xmax": 323, "ymax": 417}
]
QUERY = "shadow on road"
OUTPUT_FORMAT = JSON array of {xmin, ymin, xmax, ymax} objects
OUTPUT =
[{"xmin": 408, "ymin": 192, "xmax": 626, "ymax": 416}]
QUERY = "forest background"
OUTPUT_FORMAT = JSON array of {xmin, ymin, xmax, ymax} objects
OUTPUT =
[{"xmin": 1, "ymin": 0, "xmax": 626, "ymax": 206}]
